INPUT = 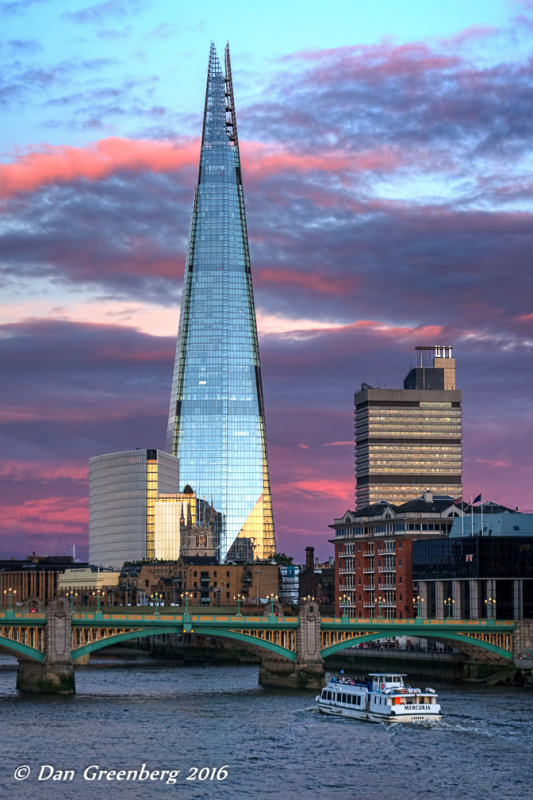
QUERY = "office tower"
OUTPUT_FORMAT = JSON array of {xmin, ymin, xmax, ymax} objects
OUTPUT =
[
  {"xmin": 166, "ymin": 44, "xmax": 275, "ymax": 562},
  {"xmin": 355, "ymin": 346, "xmax": 462, "ymax": 508},
  {"xmin": 89, "ymin": 449, "xmax": 180, "ymax": 568}
]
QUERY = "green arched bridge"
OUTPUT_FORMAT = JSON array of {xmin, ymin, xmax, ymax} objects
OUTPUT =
[{"xmin": 0, "ymin": 602, "xmax": 518, "ymax": 677}]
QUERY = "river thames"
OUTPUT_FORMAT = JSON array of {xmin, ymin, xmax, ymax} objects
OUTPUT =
[{"xmin": 1, "ymin": 655, "xmax": 531, "ymax": 800}]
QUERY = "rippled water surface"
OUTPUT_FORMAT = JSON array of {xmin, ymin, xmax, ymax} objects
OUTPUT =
[{"xmin": 1, "ymin": 655, "xmax": 532, "ymax": 800}]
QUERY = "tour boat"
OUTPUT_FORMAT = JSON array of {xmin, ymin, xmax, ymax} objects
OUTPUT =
[{"xmin": 316, "ymin": 673, "xmax": 442, "ymax": 723}]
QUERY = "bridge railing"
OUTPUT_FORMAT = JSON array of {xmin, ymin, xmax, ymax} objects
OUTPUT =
[{"xmin": 322, "ymin": 617, "xmax": 516, "ymax": 628}]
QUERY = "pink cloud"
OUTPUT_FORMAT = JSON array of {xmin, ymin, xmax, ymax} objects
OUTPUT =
[
  {"xmin": 0, "ymin": 461, "xmax": 88, "ymax": 482},
  {"xmin": 0, "ymin": 137, "xmax": 200, "ymax": 199},
  {"xmin": 258, "ymin": 267, "xmax": 358, "ymax": 296},
  {"xmin": 471, "ymin": 457, "xmax": 511, "ymax": 469},
  {"xmin": 0, "ymin": 138, "xmax": 405, "ymax": 201},
  {"xmin": 440, "ymin": 24, "xmax": 497, "ymax": 48},
  {"xmin": 281, "ymin": 478, "xmax": 353, "ymax": 502},
  {"xmin": 1, "ymin": 497, "xmax": 88, "ymax": 535}
]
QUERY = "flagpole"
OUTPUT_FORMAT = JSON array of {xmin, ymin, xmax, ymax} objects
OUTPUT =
[
  {"xmin": 481, "ymin": 501, "xmax": 483, "ymax": 536},
  {"xmin": 471, "ymin": 496, "xmax": 473, "ymax": 537}
]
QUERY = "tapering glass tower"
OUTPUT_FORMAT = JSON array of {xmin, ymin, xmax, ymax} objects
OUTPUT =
[{"xmin": 166, "ymin": 43, "xmax": 275, "ymax": 562}]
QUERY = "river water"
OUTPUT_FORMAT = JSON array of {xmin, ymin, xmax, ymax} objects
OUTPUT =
[{"xmin": 0, "ymin": 654, "xmax": 531, "ymax": 800}]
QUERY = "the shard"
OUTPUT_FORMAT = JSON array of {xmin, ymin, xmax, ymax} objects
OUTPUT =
[{"xmin": 166, "ymin": 43, "xmax": 275, "ymax": 562}]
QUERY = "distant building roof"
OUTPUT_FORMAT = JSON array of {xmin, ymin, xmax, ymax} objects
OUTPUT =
[{"xmin": 179, "ymin": 556, "xmax": 219, "ymax": 566}]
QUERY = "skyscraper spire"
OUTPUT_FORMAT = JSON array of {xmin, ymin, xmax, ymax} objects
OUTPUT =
[{"xmin": 166, "ymin": 44, "xmax": 275, "ymax": 562}]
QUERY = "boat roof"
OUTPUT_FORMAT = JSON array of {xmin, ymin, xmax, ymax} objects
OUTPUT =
[{"xmin": 368, "ymin": 673, "xmax": 406, "ymax": 678}]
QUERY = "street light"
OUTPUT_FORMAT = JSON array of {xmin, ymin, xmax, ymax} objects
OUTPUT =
[
  {"xmin": 234, "ymin": 593, "xmax": 244, "ymax": 615},
  {"xmin": 268, "ymin": 593, "xmax": 278, "ymax": 616},
  {"xmin": 340, "ymin": 593, "xmax": 350, "ymax": 618},
  {"xmin": 66, "ymin": 590, "xmax": 78, "ymax": 614},
  {"xmin": 413, "ymin": 595, "xmax": 424, "ymax": 619},
  {"xmin": 444, "ymin": 597, "xmax": 455, "ymax": 619},
  {"xmin": 151, "ymin": 593, "xmax": 163, "ymax": 616},
  {"xmin": 484, "ymin": 596, "xmax": 496, "ymax": 622},
  {"xmin": 182, "ymin": 591, "xmax": 193, "ymax": 615},
  {"xmin": 375, "ymin": 595, "xmax": 385, "ymax": 618},
  {"xmin": 3, "ymin": 588, "xmax": 16, "ymax": 613},
  {"xmin": 92, "ymin": 589, "xmax": 104, "ymax": 614},
  {"xmin": 255, "ymin": 569, "xmax": 261, "ymax": 605}
]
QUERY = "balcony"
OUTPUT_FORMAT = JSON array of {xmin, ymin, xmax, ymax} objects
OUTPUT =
[
  {"xmin": 363, "ymin": 584, "xmax": 374, "ymax": 591},
  {"xmin": 338, "ymin": 568, "xmax": 354, "ymax": 575},
  {"xmin": 363, "ymin": 567, "xmax": 375, "ymax": 574},
  {"xmin": 378, "ymin": 565, "xmax": 396, "ymax": 573},
  {"xmin": 338, "ymin": 584, "xmax": 355, "ymax": 592},
  {"xmin": 363, "ymin": 551, "xmax": 374, "ymax": 557}
]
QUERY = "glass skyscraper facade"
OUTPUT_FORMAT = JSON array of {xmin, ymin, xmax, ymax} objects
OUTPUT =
[{"xmin": 166, "ymin": 44, "xmax": 275, "ymax": 562}]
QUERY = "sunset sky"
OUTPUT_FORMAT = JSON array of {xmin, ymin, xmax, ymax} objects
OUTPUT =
[{"xmin": 1, "ymin": 0, "xmax": 533, "ymax": 561}]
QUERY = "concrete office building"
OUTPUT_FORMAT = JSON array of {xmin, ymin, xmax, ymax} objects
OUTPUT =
[
  {"xmin": 355, "ymin": 346, "xmax": 462, "ymax": 508},
  {"xmin": 89, "ymin": 449, "xmax": 180, "ymax": 568}
]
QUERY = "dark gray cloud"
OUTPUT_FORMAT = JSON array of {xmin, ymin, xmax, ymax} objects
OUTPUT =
[{"xmin": 0, "ymin": 171, "xmax": 194, "ymax": 302}]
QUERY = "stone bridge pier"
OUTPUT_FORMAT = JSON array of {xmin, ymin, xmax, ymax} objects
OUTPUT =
[
  {"xmin": 258, "ymin": 600, "xmax": 324, "ymax": 689},
  {"xmin": 17, "ymin": 598, "xmax": 75, "ymax": 694},
  {"xmin": 513, "ymin": 619, "xmax": 533, "ymax": 681}
]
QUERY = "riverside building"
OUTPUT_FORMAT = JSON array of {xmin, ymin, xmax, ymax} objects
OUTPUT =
[
  {"xmin": 330, "ymin": 492, "xmax": 462, "ymax": 618},
  {"xmin": 166, "ymin": 44, "xmax": 275, "ymax": 563},
  {"xmin": 355, "ymin": 346, "xmax": 462, "ymax": 508},
  {"xmin": 412, "ymin": 505, "xmax": 533, "ymax": 619}
]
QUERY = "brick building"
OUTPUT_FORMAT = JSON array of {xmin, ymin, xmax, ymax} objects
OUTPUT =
[
  {"xmin": 330, "ymin": 493, "xmax": 462, "ymax": 618},
  {"xmin": 119, "ymin": 559, "xmax": 278, "ymax": 608}
]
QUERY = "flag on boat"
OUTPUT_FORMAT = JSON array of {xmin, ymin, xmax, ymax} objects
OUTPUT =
[{"xmin": 473, "ymin": 494, "xmax": 482, "ymax": 504}]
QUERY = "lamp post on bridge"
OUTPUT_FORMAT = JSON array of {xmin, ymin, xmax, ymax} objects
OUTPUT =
[
  {"xmin": 182, "ymin": 592, "xmax": 193, "ymax": 616},
  {"xmin": 151, "ymin": 592, "xmax": 163, "ymax": 617},
  {"xmin": 484, "ymin": 596, "xmax": 496, "ymax": 623},
  {"xmin": 3, "ymin": 588, "xmax": 16, "ymax": 617},
  {"xmin": 340, "ymin": 593, "xmax": 350, "ymax": 620},
  {"xmin": 444, "ymin": 597, "xmax": 455, "ymax": 619},
  {"xmin": 268, "ymin": 593, "xmax": 278, "ymax": 620},
  {"xmin": 413, "ymin": 595, "xmax": 424, "ymax": 619},
  {"xmin": 66, "ymin": 590, "xmax": 78, "ymax": 614},
  {"xmin": 92, "ymin": 589, "xmax": 104, "ymax": 616},
  {"xmin": 375, "ymin": 595, "xmax": 385, "ymax": 619},
  {"xmin": 234, "ymin": 594, "xmax": 244, "ymax": 616}
]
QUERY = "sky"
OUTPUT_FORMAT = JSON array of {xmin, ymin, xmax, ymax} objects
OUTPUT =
[{"xmin": 1, "ymin": 0, "xmax": 533, "ymax": 562}]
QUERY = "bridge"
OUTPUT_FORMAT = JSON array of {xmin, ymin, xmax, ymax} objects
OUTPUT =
[{"xmin": 0, "ymin": 598, "xmax": 528, "ymax": 693}]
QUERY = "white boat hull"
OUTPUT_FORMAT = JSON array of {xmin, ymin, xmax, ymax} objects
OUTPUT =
[{"xmin": 317, "ymin": 701, "xmax": 441, "ymax": 723}]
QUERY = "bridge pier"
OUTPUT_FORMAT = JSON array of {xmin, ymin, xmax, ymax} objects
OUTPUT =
[
  {"xmin": 512, "ymin": 619, "xmax": 533, "ymax": 682},
  {"xmin": 259, "ymin": 600, "xmax": 324, "ymax": 690},
  {"xmin": 17, "ymin": 598, "xmax": 75, "ymax": 694}
]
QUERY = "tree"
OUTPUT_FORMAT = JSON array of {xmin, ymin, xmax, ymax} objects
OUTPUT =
[{"xmin": 273, "ymin": 552, "xmax": 293, "ymax": 566}]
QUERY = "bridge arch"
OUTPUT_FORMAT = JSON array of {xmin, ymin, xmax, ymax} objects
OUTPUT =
[
  {"xmin": 72, "ymin": 625, "xmax": 296, "ymax": 662},
  {"xmin": 0, "ymin": 635, "xmax": 45, "ymax": 663},
  {"xmin": 321, "ymin": 630, "xmax": 512, "ymax": 661}
]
